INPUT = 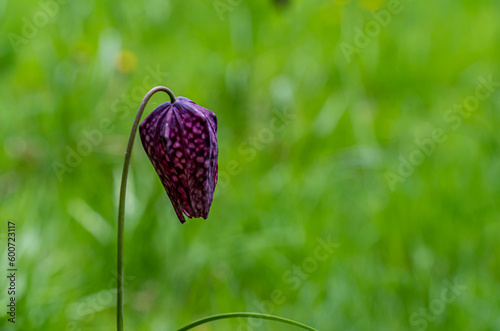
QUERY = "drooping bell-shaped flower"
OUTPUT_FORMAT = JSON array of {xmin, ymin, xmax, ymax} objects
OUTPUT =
[{"xmin": 139, "ymin": 96, "xmax": 218, "ymax": 223}]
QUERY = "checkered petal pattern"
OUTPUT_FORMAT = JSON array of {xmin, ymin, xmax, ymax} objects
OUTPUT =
[{"xmin": 139, "ymin": 97, "xmax": 218, "ymax": 223}]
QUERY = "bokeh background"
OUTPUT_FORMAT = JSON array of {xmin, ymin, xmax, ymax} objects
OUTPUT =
[{"xmin": 1, "ymin": 0, "xmax": 500, "ymax": 330}]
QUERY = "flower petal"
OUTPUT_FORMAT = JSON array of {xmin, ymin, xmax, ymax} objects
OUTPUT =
[{"xmin": 139, "ymin": 96, "xmax": 218, "ymax": 223}]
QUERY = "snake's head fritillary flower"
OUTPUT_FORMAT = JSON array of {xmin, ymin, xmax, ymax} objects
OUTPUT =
[{"xmin": 139, "ymin": 96, "xmax": 218, "ymax": 223}]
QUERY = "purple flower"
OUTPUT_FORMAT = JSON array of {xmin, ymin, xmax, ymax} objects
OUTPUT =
[{"xmin": 139, "ymin": 96, "xmax": 218, "ymax": 223}]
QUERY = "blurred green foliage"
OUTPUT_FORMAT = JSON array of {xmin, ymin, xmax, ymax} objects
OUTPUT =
[{"xmin": 1, "ymin": 0, "xmax": 500, "ymax": 330}]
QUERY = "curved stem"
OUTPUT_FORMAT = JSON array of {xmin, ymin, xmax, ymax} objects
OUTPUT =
[
  {"xmin": 117, "ymin": 86, "xmax": 176, "ymax": 331},
  {"xmin": 176, "ymin": 312, "xmax": 319, "ymax": 331}
]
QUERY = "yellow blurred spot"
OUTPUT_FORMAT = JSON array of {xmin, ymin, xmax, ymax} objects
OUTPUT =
[
  {"xmin": 320, "ymin": 2, "xmax": 342, "ymax": 25},
  {"xmin": 359, "ymin": 0, "xmax": 386, "ymax": 11},
  {"xmin": 115, "ymin": 50, "xmax": 137, "ymax": 73}
]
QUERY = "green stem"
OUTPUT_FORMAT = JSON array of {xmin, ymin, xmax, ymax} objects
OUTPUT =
[
  {"xmin": 117, "ymin": 86, "xmax": 176, "ymax": 331},
  {"xmin": 176, "ymin": 312, "xmax": 319, "ymax": 331}
]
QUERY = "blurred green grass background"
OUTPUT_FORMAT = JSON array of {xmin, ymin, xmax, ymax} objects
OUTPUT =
[{"xmin": 1, "ymin": 0, "xmax": 500, "ymax": 330}]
